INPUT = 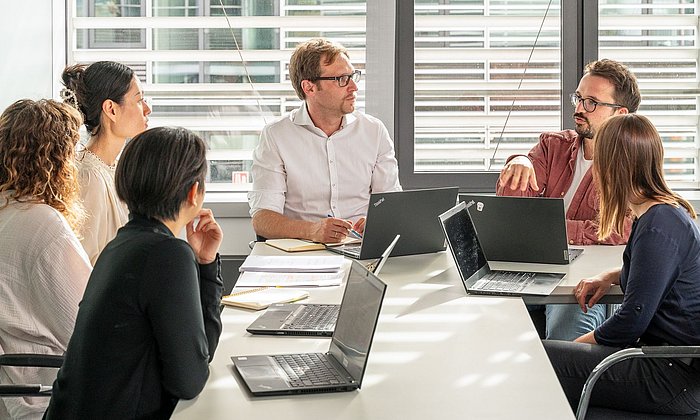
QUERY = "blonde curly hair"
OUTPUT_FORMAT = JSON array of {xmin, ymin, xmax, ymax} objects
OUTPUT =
[{"xmin": 0, "ymin": 99, "xmax": 85, "ymax": 233}]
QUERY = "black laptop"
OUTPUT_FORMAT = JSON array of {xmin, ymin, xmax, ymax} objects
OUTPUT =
[
  {"xmin": 329, "ymin": 187, "xmax": 458, "ymax": 260},
  {"xmin": 232, "ymin": 260, "xmax": 386, "ymax": 396},
  {"xmin": 460, "ymin": 195, "xmax": 583, "ymax": 265},
  {"xmin": 245, "ymin": 235, "xmax": 399, "ymax": 337},
  {"xmin": 439, "ymin": 202, "xmax": 565, "ymax": 296}
]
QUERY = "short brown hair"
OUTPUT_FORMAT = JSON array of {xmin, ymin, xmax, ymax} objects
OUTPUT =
[
  {"xmin": 0, "ymin": 99, "xmax": 85, "ymax": 233},
  {"xmin": 116, "ymin": 127, "xmax": 207, "ymax": 222},
  {"xmin": 594, "ymin": 114, "xmax": 695, "ymax": 240},
  {"xmin": 289, "ymin": 38, "xmax": 349, "ymax": 100},
  {"xmin": 584, "ymin": 59, "xmax": 641, "ymax": 113}
]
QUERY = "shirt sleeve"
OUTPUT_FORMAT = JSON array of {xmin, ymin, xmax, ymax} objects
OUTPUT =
[
  {"xmin": 31, "ymin": 223, "xmax": 92, "ymax": 350},
  {"xmin": 594, "ymin": 227, "xmax": 681, "ymax": 347},
  {"xmin": 370, "ymin": 121, "xmax": 402, "ymax": 193},
  {"xmin": 247, "ymin": 125, "xmax": 288, "ymax": 217},
  {"xmin": 78, "ymin": 168, "xmax": 111, "ymax": 265},
  {"xmin": 496, "ymin": 133, "xmax": 549, "ymax": 197},
  {"xmin": 566, "ymin": 213, "xmax": 632, "ymax": 245},
  {"xmin": 140, "ymin": 239, "xmax": 223, "ymax": 400}
]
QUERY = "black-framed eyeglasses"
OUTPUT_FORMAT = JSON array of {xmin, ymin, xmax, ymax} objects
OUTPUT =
[
  {"xmin": 311, "ymin": 70, "xmax": 361, "ymax": 87},
  {"xmin": 570, "ymin": 93, "xmax": 624, "ymax": 113}
]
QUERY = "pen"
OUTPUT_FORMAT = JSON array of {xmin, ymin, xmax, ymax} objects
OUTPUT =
[{"xmin": 327, "ymin": 214, "xmax": 363, "ymax": 239}]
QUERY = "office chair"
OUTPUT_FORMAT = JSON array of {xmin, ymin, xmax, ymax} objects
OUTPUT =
[
  {"xmin": 0, "ymin": 353, "xmax": 63, "ymax": 397},
  {"xmin": 577, "ymin": 346, "xmax": 700, "ymax": 420}
]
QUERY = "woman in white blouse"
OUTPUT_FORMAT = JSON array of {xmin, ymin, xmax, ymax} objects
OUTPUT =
[
  {"xmin": 61, "ymin": 61, "xmax": 151, "ymax": 264},
  {"xmin": 0, "ymin": 99, "xmax": 92, "ymax": 419}
]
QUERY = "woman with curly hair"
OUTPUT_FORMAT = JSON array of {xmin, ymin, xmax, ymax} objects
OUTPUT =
[
  {"xmin": 61, "ymin": 61, "xmax": 151, "ymax": 264},
  {"xmin": 0, "ymin": 99, "xmax": 92, "ymax": 419}
]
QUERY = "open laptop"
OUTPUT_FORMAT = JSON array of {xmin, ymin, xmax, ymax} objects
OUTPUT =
[
  {"xmin": 328, "ymin": 187, "xmax": 458, "ymax": 260},
  {"xmin": 233, "ymin": 260, "xmax": 387, "ymax": 396},
  {"xmin": 460, "ymin": 195, "xmax": 583, "ymax": 265},
  {"xmin": 439, "ymin": 202, "xmax": 565, "ymax": 296},
  {"xmin": 246, "ymin": 235, "xmax": 399, "ymax": 337}
]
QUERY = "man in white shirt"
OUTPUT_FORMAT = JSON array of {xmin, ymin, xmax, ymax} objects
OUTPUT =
[{"xmin": 248, "ymin": 38, "xmax": 401, "ymax": 243}]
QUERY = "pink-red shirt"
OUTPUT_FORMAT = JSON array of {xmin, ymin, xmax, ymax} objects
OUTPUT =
[{"xmin": 496, "ymin": 130, "xmax": 631, "ymax": 245}]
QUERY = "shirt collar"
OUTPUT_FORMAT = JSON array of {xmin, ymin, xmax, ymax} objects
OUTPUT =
[
  {"xmin": 127, "ymin": 214, "xmax": 175, "ymax": 237},
  {"xmin": 291, "ymin": 101, "xmax": 358, "ymax": 132}
]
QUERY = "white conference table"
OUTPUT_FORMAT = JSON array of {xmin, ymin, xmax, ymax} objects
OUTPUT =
[{"xmin": 173, "ymin": 244, "xmax": 624, "ymax": 419}]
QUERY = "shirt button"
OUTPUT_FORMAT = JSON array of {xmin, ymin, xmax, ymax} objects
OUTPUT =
[
  {"xmin": 332, "ymin": 184, "xmax": 336, "ymax": 187},
  {"xmin": 560, "ymin": 192, "xmax": 564, "ymax": 196},
  {"xmin": 569, "ymin": 240, "xmax": 574, "ymax": 245}
]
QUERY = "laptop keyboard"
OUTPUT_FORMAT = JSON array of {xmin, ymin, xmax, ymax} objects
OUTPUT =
[
  {"xmin": 273, "ymin": 354, "xmax": 348, "ymax": 387},
  {"xmin": 341, "ymin": 244, "xmax": 361, "ymax": 257},
  {"xmin": 476, "ymin": 271, "xmax": 536, "ymax": 292},
  {"xmin": 282, "ymin": 304, "xmax": 338, "ymax": 330}
]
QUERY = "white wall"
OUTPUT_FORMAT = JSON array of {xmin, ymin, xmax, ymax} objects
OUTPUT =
[{"xmin": 0, "ymin": 1, "xmax": 58, "ymax": 110}]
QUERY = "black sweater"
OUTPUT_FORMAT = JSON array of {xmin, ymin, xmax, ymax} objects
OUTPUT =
[{"xmin": 45, "ymin": 215, "xmax": 223, "ymax": 419}]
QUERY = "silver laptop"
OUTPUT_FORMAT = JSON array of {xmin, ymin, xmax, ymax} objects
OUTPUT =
[
  {"xmin": 245, "ymin": 235, "xmax": 399, "ymax": 337},
  {"xmin": 329, "ymin": 187, "xmax": 458, "ymax": 259},
  {"xmin": 460, "ymin": 195, "xmax": 583, "ymax": 265},
  {"xmin": 439, "ymin": 202, "xmax": 565, "ymax": 296},
  {"xmin": 233, "ymin": 260, "xmax": 386, "ymax": 396}
]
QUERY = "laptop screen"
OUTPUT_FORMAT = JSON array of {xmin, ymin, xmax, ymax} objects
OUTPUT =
[
  {"xmin": 328, "ymin": 261, "xmax": 385, "ymax": 383},
  {"xmin": 440, "ymin": 202, "xmax": 489, "ymax": 281}
]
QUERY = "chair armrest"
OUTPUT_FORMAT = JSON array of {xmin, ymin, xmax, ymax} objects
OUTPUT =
[
  {"xmin": 576, "ymin": 345, "xmax": 700, "ymax": 420},
  {"xmin": 0, "ymin": 354, "xmax": 64, "ymax": 368},
  {"xmin": 0, "ymin": 384, "xmax": 52, "ymax": 397}
]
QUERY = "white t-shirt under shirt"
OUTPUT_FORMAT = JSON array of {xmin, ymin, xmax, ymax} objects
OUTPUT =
[
  {"xmin": 0, "ymin": 195, "xmax": 91, "ymax": 419},
  {"xmin": 248, "ymin": 102, "xmax": 401, "ymax": 223},
  {"xmin": 562, "ymin": 147, "xmax": 593, "ymax": 212}
]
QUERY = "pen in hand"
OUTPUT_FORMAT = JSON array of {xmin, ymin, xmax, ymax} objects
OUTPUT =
[{"xmin": 326, "ymin": 214, "xmax": 363, "ymax": 240}]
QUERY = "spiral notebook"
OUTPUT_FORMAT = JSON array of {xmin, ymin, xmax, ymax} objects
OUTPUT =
[{"xmin": 222, "ymin": 287, "xmax": 309, "ymax": 310}]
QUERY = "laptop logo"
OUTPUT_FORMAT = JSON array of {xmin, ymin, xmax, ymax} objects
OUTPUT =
[
  {"xmin": 476, "ymin": 201, "xmax": 484, "ymax": 212},
  {"xmin": 373, "ymin": 197, "xmax": 385, "ymax": 207}
]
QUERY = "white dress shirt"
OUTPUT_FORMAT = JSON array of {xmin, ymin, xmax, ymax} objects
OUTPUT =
[
  {"xmin": 0, "ymin": 195, "xmax": 91, "ymax": 419},
  {"xmin": 248, "ymin": 102, "xmax": 401, "ymax": 223},
  {"xmin": 76, "ymin": 150, "xmax": 129, "ymax": 265}
]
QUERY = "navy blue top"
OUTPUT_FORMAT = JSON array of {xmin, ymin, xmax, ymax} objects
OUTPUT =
[
  {"xmin": 45, "ymin": 215, "xmax": 223, "ymax": 419},
  {"xmin": 595, "ymin": 204, "xmax": 700, "ymax": 347}
]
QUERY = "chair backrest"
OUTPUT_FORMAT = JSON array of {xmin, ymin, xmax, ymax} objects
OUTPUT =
[{"xmin": 0, "ymin": 353, "xmax": 64, "ymax": 397}]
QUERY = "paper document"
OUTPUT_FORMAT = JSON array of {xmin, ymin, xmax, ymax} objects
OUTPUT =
[
  {"xmin": 239, "ymin": 255, "xmax": 345, "ymax": 273},
  {"xmin": 236, "ymin": 271, "xmax": 344, "ymax": 287}
]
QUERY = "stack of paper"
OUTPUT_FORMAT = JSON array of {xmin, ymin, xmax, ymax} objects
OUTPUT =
[{"xmin": 239, "ymin": 255, "xmax": 344, "ymax": 273}]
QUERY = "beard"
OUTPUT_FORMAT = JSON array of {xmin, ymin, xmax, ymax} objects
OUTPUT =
[{"xmin": 573, "ymin": 113, "xmax": 594, "ymax": 139}]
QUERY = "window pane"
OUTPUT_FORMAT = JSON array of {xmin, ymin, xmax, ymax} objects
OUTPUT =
[
  {"xmin": 414, "ymin": 0, "xmax": 561, "ymax": 175},
  {"xmin": 599, "ymin": 0, "xmax": 700, "ymax": 187},
  {"xmin": 67, "ymin": 0, "xmax": 367, "ymax": 192}
]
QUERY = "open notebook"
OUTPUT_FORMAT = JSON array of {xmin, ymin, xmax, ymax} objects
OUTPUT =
[{"xmin": 222, "ymin": 287, "xmax": 309, "ymax": 310}]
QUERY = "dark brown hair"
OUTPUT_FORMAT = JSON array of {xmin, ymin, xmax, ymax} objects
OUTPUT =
[
  {"xmin": 594, "ymin": 114, "xmax": 695, "ymax": 240},
  {"xmin": 289, "ymin": 38, "xmax": 349, "ymax": 100},
  {"xmin": 584, "ymin": 59, "xmax": 641, "ymax": 113},
  {"xmin": 116, "ymin": 127, "xmax": 207, "ymax": 222},
  {"xmin": 0, "ymin": 99, "xmax": 85, "ymax": 232},
  {"xmin": 61, "ymin": 61, "xmax": 134, "ymax": 136}
]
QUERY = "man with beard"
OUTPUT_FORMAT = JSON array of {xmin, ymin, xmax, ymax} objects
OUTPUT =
[
  {"xmin": 248, "ymin": 38, "xmax": 401, "ymax": 244},
  {"xmin": 496, "ymin": 59, "xmax": 641, "ymax": 340}
]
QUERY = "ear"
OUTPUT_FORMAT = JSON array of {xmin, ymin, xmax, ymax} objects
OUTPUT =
[
  {"xmin": 617, "ymin": 107, "xmax": 630, "ymax": 115},
  {"xmin": 102, "ymin": 99, "xmax": 119, "ymax": 123},
  {"xmin": 301, "ymin": 80, "xmax": 316, "ymax": 96},
  {"xmin": 186, "ymin": 182, "xmax": 200, "ymax": 207}
]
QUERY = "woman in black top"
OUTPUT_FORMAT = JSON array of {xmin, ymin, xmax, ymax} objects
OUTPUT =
[
  {"xmin": 544, "ymin": 114, "xmax": 700, "ymax": 415},
  {"xmin": 45, "ymin": 127, "xmax": 224, "ymax": 419}
]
